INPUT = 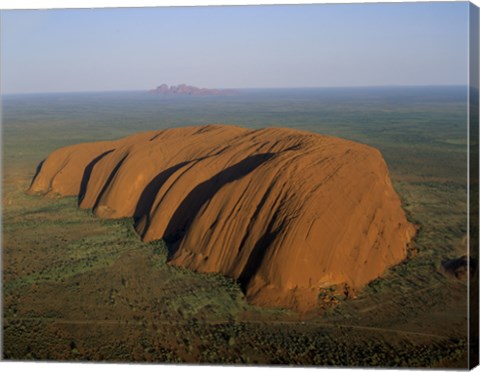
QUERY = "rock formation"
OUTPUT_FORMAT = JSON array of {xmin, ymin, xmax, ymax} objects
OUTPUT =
[
  {"xmin": 29, "ymin": 125, "xmax": 416, "ymax": 311},
  {"xmin": 149, "ymin": 84, "xmax": 236, "ymax": 96},
  {"xmin": 441, "ymin": 255, "xmax": 477, "ymax": 280}
]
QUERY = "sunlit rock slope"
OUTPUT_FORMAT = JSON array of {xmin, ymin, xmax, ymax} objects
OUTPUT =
[{"xmin": 29, "ymin": 125, "xmax": 416, "ymax": 311}]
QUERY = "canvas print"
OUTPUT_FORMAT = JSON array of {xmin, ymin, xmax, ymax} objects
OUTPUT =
[{"xmin": 1, "ymin": 1, "xmax": 479, "ymax": 368}]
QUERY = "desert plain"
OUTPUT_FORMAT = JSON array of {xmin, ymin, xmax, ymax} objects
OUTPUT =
[{"xmin": 2, "ymin": 87, "xmax": 472, "ymax": 366}]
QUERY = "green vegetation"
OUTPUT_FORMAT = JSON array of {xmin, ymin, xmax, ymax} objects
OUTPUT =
[{"xmin": 2, "ymin": 87, "xmax": 469, "ymax": 366}]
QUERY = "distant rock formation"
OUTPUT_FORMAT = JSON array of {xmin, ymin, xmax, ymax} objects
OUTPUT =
[
  {"xmin": 149, "ymin": 84, "xmax": 236, "ymax": 96},
  {"xmin": 29, "ymin": 125, "xmax": 416, "ymax": 311}
]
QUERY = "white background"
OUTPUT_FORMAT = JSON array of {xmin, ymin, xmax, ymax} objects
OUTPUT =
[{"xmin": 1, "ymin": 0, "xmax": 480, "ymax": 10}]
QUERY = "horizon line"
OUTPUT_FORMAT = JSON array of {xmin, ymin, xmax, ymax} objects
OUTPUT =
[{"xmin": 1, "ymin": 84, "xmax": 469, "ymax": 96}]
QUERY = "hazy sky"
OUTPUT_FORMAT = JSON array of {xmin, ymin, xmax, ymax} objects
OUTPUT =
[{"xmin": 1, "ymin": 2, "xmax": 469, "ymax": 94}]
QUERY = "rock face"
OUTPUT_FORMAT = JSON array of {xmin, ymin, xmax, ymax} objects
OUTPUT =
[
  {"xmin": 149, "ymin": 84, "xmax": 236, "ymax": 96},
  {"xmin": 29, "ymin": 125, "xmax": 416, "ymax": 311}
]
